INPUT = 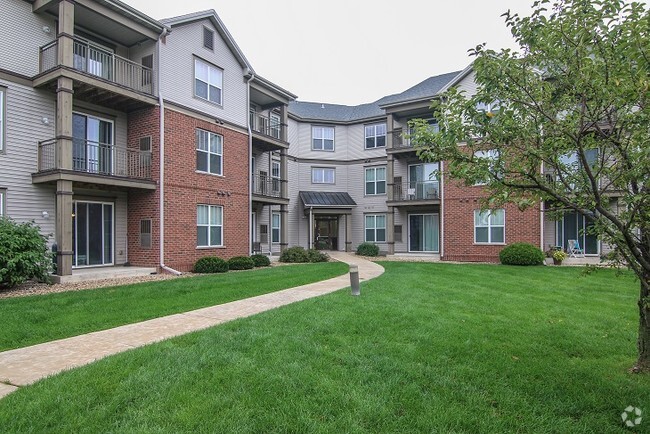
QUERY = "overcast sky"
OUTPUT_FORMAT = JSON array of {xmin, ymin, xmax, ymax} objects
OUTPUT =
[{"xmin": 127, "ymin": 0, "xmax": 537, "ymax": 106}]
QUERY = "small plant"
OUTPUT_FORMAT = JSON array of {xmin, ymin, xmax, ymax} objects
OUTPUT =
[
  {"xmin": 307, "ymin": 249, "xmax": 329, "ymax": 263},
  {"xmin": 552, "ymin": 250, "xmax": 568, "ymax": 265},
  {"xmin": 499, "ymin": 243, "xmax": 545, "ymax": 266},
  {"xmin": 356, "ymin": 242, "xmax": 379, "ymax": 257},
  {"xmin": 279, "ymin": 246, "xmax": 310, "ymax": 263},
  {"xmin": 193, "ymin": 256, "xmax": 229, "ymax": 273},
  {"xmin": 250, "ymin": 254, "xmax": 271, "ymax": 267},
  {"xmin": 228, "ymin": 256, "xmax": 255, "ymax": 270},
  {"xmin": 0, "ymin": 217, "xmax": 52, "ymax": 288}
]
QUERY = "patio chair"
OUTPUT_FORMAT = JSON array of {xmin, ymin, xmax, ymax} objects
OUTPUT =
[{"xmin": 567, "ymin": 239, "xmax": 584, "ymax": 258}]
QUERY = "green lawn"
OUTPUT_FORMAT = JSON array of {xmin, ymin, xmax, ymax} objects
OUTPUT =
[
  {"xmin": 1, "ymin": 262, "xmax": 648, "ymax": 433},
  {"xmin": 0, "ymin": 262, "xmax": 348, "ymax": 351}
]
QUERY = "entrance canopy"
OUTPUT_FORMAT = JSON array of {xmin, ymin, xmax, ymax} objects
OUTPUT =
[{"xmin": 299, "ymin": 191, "xmax": 356, "ymax": 215}]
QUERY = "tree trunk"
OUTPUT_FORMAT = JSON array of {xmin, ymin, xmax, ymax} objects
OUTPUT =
[{"xmin": 635, "ymin": 271, "xmax": 650, "ymax": 373}]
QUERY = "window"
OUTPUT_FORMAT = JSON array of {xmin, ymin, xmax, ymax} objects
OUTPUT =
[
  {"xmin": 272, "ymin": 160, "xmax": 281, "ymax": 192},
  {"xmin": 203, "ymin": 27, "xmax": 214, "ymax": 50},
  {"xmin": 365, "ymin": 123, "xmax": 386, "ymax": 149},
  {"xmin": 365, "ymin": 214, "xmax": 386, "ymax": 243},
  {"xmin": 197, "ymin": 205, "xmax": 223, "ymax": 247},
  {"xmin": 272, "ymin": 213, "xmax": 281, "ymax": 243},
  {"xmin": 312, "ymin": 126, "xmax": 334, "ymax": 151},
  {"xmin": 312, "ymin": 167, "xmax": 335, "ymax": 184},
  {"xmin": 0, "ymin": 88, "xmax": 4, "ymax": 152},
  {"xmin": 140, "ymin": 219, "xmax": 152, "ymax": 249},
  {"xmin": 194, "ymin": 58, "xmax": 223, "ymax": 105},
  {"xmin": 365, "ymin": 166, "xmax": 386, "ymax": 195},
  {"xmin": 474, "ymin": 209, "xmax": 505, "ymax": 244},
  {"xmin": 196, "ymin": 129, "xmax": 223, "ymax": 175},
  {"xmin": 474, "ymin": 149, "xmax": 500, "ymax": 185},
  {"xmin": 0, "ymin": 189, "xmax": 5, "ymax": 216}
]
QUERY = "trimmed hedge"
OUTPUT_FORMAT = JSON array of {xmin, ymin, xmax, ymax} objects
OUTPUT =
[
  {"xmin": 279, "ymin": 246, "xmax": 310, "ymax": 263},
  {"xmin": 228, "ymin": 256, "xmax": 255, "ymax": 270},
  {"xmin": 307, "ymin": 249, "xmax": 329, "ymax": 263},
  {"xmin": 193, "ymin": 256, "xmax": 229, "ymax": 273},
  {"xmin": 356, "ymin": 242, "xmax": 380, "ymax": 257},
  {"xmin": 250, "ymin": 254, "xmax": 271, "ymax": 267},
  {"xmin": 499, "ymin": 243, "xmax": 545, "ymax": 266}
]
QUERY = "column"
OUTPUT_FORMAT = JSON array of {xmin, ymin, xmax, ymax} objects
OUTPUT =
[
  {"xmin": 280, "ymin": 204, "xmax": 288, "ymax": 252},
  {"xmin": 345, "ymin": 214, "xmax": 352, "ymax": 252},
  {"xmin": 387, "ymin": 206, "xmax": 395, "ymax": 255}
]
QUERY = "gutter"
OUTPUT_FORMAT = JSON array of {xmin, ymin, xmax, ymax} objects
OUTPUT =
[
  {"xmin": 246, "ymin": 68, "xmax": 255, "ymax": 255},
  {"xmin": 156, "ymin": 27, "xmax": 181, "ymax": 275}
]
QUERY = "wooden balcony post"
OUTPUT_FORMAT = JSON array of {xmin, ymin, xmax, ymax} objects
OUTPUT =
[
  {"xmin": 387, "ymin": 207, "xmax": 395, "ymax": 255},
  {"xmin": 57, "ymin": 0, "xmax": 74, "ymax": 68},
  {"xmin": 55, "ymin": 179, "xmax": 73, "ymax": 276}
]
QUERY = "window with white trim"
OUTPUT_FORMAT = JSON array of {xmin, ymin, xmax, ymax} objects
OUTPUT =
[
  {"xmin": 197, "ymin": 205, "xmax": 223, "ymax": 247},
  {"xmin": 312, "ymin": 126, "xmax": 334, "ymax": 151},
  {"xmin": 312, "ymin": 167, "xmax": 335, "ymax": 184},
  {"xmin": 365, "ymin": 166, "xmax": 386, "ymax": 195},
  {"xmin": 0, "ymin": 88, "xmax": 5, "ymax": 152},
  {"xmin": 271, "ymin": 160, "xmax": 281, "ymax": 193},
  {"xmin": 474, "ymin": 209, "xmax": 505, "ymax": 244},
  {"xmin": 365, "ymin": 123, "xmax": 386, "ymax": 149},
  {"xmin": 473, "ymin": 149, "xmax": 500, "ymax": 185},
  {"xmin": 365, "ymin": 214, "xmax": 386, "ymax": 243},
  {"xmin": 196, "ymin": 129, "xmax": 223, "ymax": 175},
  {"xmin": 0, "ymin": 189, "xmax": 5, "ymax": 216},
  {"xmin": 271, "ymin": 212, "xmax": 280, "ymax": 243},
  {"xmin": 194, "ymin": 58, "xmax": 223, "ymax": 105}
]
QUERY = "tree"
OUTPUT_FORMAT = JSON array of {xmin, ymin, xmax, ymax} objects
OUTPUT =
[{"xmin": 410, "ymin": 0, "xmax": 649, "ymax": 372}]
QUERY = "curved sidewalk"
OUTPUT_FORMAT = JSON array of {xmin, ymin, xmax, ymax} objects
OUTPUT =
[{"xmin": 0, "ymin": 252, "xmax": 383, "ymax": 399}]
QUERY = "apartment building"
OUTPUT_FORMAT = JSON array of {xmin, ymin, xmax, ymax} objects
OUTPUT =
[{"xmin": 0, "ymin": 0, "xmax": 294, "ymax": 279}]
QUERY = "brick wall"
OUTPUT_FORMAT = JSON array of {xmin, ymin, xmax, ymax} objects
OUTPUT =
[
  {"xmin": 127, "ymin": 107, "xmax": 250, "ymax": 272},
  {"xmin": 442, "ymin": 175, "xmax": 541, "ymax": 263}
]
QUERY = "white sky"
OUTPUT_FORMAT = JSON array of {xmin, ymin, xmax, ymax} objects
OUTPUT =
[{"xmin": 127, "ymin": 0, "xmax": 537, "ymax": 105}]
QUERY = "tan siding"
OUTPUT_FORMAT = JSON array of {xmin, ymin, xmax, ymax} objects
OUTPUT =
[{"xmin": 160, "ymin": 20, "xmax": 247, "ymax": 127}]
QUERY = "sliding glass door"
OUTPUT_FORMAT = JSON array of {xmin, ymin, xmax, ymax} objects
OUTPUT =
[
  {"xmin": 72, "ymin": 113, "xmax": 113, "ymax": 175},
  {"xmin": 73, "ymin": 201, "xmax": 114, "ymax": 267},
  {"xmin": 556, "ymin": 211, "xmax": 599, "ymax": 255},
  {"xmin": 408, "ymin": 163, "xmax": 439, "ymax": 200},
  {"xmin": 409, "ymin": 214, "xmax": 439, "ymax": 252}
]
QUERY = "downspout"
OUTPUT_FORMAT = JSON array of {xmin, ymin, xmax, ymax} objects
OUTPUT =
[
  {"xmin": 540, "ymin": 161, "xmax": 545, "ymax": 253},
  {"xmin": 157, "ymin": 27, "xmax": 181, "ymax": 275},
  {"xmin": 246, "ymin": 68, "xmax": 255, "ymax": 255},
  {"xmin": 440, "ymin": 161, "xmax": 444, "ymax": 259},
  {"xmin": 309, "ymin": 207, "xmax": 314, "ymax": 249}
]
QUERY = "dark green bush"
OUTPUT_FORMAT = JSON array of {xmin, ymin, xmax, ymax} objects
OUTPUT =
[
  {"xmin": 356, "ymin": 242, "xmax": 380, "ymax": 257},
  {"xmin": 307, "ymin": 249, "xmax": 329, "ymax": 263},
  {"xmin": 499, "ymin": 243, "xmax": 545, "ymax": 266},
  {"xmin": 228, "ymin": 256, "xmax": 255, "ymax": 270},
  {"xmin": 193, "ymin": 256, "xmax": 229, "ymax": 273},
  {"xmin": 0, "ymin": 217, "xmax": 51, "ymax": 288},
  {"xmin": 250, "ymin": 254, "xmax": 271, "ymax": 267},
  {"xmin": 279, "ymin": 246, "xmax": 310, "ymax": 263}
]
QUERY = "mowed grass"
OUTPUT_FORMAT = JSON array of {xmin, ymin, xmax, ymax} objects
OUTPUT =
[
  {"xmin": 1, "ymin": 262, "xmax": 648, "ymax": 433},
  {"xmin": 0, "ymin": 262, "xmax": 348, "ymax": 351}
]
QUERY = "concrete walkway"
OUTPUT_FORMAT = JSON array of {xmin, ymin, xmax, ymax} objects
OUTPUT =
[{"xmin": 0, "ymin": 252, "xmax": 383, "ymax": 399}]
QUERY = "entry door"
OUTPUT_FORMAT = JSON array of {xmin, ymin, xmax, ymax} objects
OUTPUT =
[
  {"xmin": 315, "ymin": 217, "xmax": 339, "ymax": 250},
  {"xmin": 73, "ymin": 201, "xmax": 114, "ymax": 267},
  {"xmin": 72, "ymin": 113, "xmax": 113, "ymax": 175},
  {"xmin": 409, "ymin": 214, "xmax": 439, "ymax": 252}
]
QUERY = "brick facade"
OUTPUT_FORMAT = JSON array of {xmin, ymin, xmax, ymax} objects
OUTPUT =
[
  {"xmin": 442, "ymin": 175, "xmax": 541, "ymax": 263},
  {"xmin": 127, "ymin": 107, "xmax": 250, "ymax": 272}
]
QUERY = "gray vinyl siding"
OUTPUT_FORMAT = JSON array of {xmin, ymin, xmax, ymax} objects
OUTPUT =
[
  {"xmin": 456, "ymin": 70, "xmax": 478, "ymax": 96},
  {"xmin": 0, "ymin": 0, "xmax": 56, "ymax": 77},
  {"xmin": 160, "ymin": 20, "xmax": 247, "ymax": 127},
  {"xmin": 128, "ymin": 41, "xmax": 157, "ymax": 95},
  {"xmin": 394, "ymin": 209, "xmax": 408, "ymax": 253},
  {"xmin": 0, "ymin": 78, "xmax": 56, "ymax": 240}
]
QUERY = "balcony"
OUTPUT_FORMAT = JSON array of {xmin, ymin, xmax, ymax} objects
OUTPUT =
[
  {"xmin": 250, "ymin": 113, "xmax": 288, "ymax": 151},
  {"xmin": 388, "ymin": 181, "xmax": 440, "ymax": 206},
  {"xmin": 251, "ymin": 173, "xmax": 288, "ymax": 205},
  {"xmin": 33, "ymin": 139, "xmax": 155, "ymax": 190},
  {"xmin": 36, "ymin": 37, "xmax": 156, "ymax": 110}
]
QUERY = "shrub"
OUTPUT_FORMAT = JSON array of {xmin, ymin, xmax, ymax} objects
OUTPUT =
[
  {"xmin": 228, "ymin": 256, "xmax": 255, "ymax": 270},
  {"xmin": 356, "ymin": 242, "xmax": 380, "ymax": 257},
  {"xmin": 279, "ymin": 246, "xmax": 310, "ymax": 263},
  {"xmin": 499, "ymin": 243, "xmax": 545, "ymax": 266},
  {"xmin": 0, "ymin": 217, "xmax": 51, "ymax": 288},
  {"xmin": 250, "ymin": 254, "xmax": 271, "ymax": 267},
  {"xmin": 307, "ymin": 249, "xmax": 329, "ymax": 263},
  {"xmin": 193, "ymin": 256, "xmax": 228, "ymax": 273}
]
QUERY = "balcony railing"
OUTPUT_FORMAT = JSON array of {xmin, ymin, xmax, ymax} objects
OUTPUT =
[
  {"xmin": 391, "ymin": 181, "xmax": 440, "ymax": 201},
  {"xmin": 391, "ymin": 128, "xmax": 413, "ymax": 149},
  {"xmin": 38, "ymin": 138, "xmax": 152, "ymax": 180},
  {"xmin": 250, "ymin": 113, "xmax": 284, "ymax": 141},
  {"xmin": 251, "ymin": 173, "xmax": 285, "ymax": 199},
  {"xmin": 39, "ymin": 37, "xmax": 153, "ymax": 95}
]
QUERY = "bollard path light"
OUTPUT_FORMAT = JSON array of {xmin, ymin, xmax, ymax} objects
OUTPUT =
[{"xmin": 350, "ymin": 264, "xmax": 360, "ymax": 296}]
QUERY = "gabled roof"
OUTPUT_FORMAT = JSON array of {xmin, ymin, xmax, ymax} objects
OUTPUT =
[
  {"xmin": 161, "ymin": 9, "xmax": 253, "ymax": 72},
  {"xmin": 299, "ymin": 191, "xmax": 357, "ymax": 208},
  {"xmin": 378, "ymin": 70, "xmax": 463, "ymax": 108}
]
